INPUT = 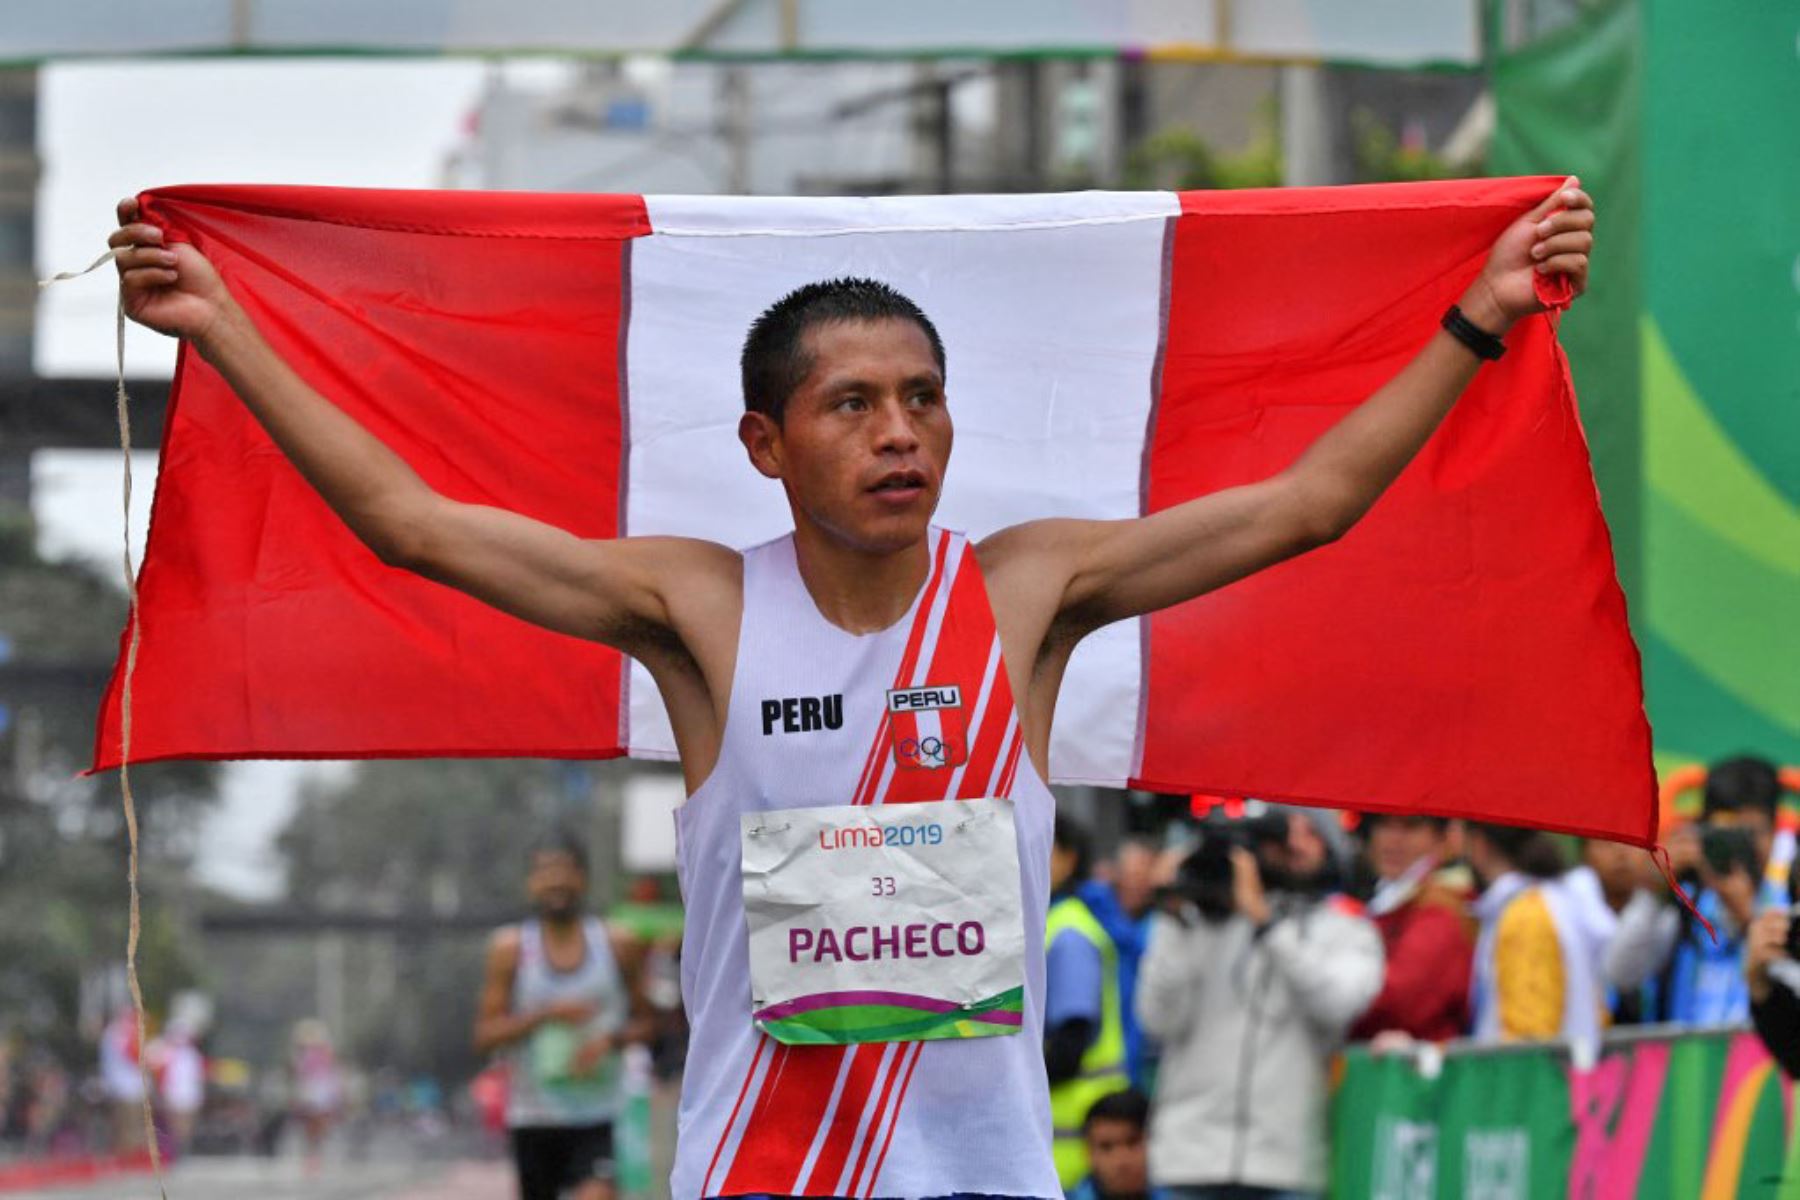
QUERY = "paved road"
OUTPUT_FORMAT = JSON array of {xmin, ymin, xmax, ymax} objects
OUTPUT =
[{"xmin": 9, "ymin": 1157, "xmax": 511, "ymax": 1200}]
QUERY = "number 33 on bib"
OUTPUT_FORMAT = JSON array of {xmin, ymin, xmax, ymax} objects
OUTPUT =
[{"xmin": 740, "ymin": 797, "xmax": 1027, "ymax": 1045}]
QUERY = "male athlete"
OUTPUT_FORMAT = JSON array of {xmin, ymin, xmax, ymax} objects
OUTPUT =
[
  {"xmin": 111, "ymin": 178, "xmax": 1592, "ymax": 1198},
  {"xmin": 474, "ymin": 832, "xmax": 644, "ymax": 1200}
]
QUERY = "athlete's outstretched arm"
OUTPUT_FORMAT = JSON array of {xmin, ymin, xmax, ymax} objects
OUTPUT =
[
  {"xmin": 1005, "ymin": 179, "xmax": 1593, "ymax": 634},
  {"xmin": 110, "ymin": 199, "xmax": 730, "ymax": 654}
]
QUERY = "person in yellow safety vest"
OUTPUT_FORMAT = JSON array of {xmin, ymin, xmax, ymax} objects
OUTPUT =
[{"xmin": 1045, "ymin": 815, "xmax": 1130, "ymax": 1190}]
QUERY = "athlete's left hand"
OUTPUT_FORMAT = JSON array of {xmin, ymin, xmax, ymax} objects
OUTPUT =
[
  {"xmin": 571, "ymin": 1033, "xmax": 615, "ymax": 1076},
  {"xmin": 1462, "ymin": 175, "xmax": 1594, "ymax": 334}
]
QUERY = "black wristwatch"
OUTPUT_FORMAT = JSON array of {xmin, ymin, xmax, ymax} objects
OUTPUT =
[{"xmin": 1442, "ymin": 304, "xmax": 1508, "ymax": 361}]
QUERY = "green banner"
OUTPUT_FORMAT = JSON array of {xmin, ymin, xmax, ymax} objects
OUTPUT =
[
  {"xmin": 1489, "ymin": 0, "xmax": 1643, "ymax": 604},
  {"xmin": 1492, "ymin": 0, "xmax": 1800, "ymax": 768},
  {"xmin": 1637, "ymin": 0, "xmax": 1800, "ymax": 768},
  {"xmin": 1331, "ymin": 1030, "xmax": 1800, "ymax": 1198}
]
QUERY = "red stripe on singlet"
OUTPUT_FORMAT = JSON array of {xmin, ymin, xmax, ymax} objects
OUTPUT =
[
  {"xmin": 883, "ymin": 554, "xmax": 1001, "ymax": 806},
  {"xmin": 854, "ymin": 529, "xmax": 954, "ymax": 806},
  {"xmin": 860, "ymin": 1041, "xmax": 927, "ymax": 1197},
  {"xmin": 719, "ymin": 1041, "xmax": 848, "ymax": 1193},
  {"xmin": 795, "ymin": 1041, "xmax": 887, "ymax": 1192},
  {"xmin": 997, "ymin": 728, "xmax": 1026, "ymax": 797},
  {"xmin": 844, "ymin": 1039, "xmax": 910, "ymax": 1195},
  {"xmin": 701, "ymin": 1033, "xmax": 768, "ymax": 1196},
  {"xmin": 952, "ymin": 635, "xmax": 1015, "ymax": 802}
]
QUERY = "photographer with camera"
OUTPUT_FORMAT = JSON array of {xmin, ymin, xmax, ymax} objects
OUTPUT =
[
  {"xmin": 1136, "ymin": 806, "xmax": 1382, "ymax": 1200},
  {"xmin": 1605, "ymin": 756, "xmax": 1782, "ymax": 1025},
  {"xmin": 1745, "ymin": 904, "xmax": 1800, "ymax": 1076}
]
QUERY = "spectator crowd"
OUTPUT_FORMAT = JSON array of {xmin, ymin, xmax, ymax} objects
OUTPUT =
[
  {"xmin": 1045, "ymin": 754, "xmax": 1800, "ymax": 1200},
  {"xmin": 8, "ymin": 753, "xmax": 1795, "ymax": 1199}
]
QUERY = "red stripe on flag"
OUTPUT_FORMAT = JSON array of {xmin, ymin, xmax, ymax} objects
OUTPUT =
[
  {"xmin": 1133, "ymin": 180, "xmax": 1655, "ymax": 845},
  {"xmin": 94, "ymin": 188, "xmax": 652, "ymax": 769}
]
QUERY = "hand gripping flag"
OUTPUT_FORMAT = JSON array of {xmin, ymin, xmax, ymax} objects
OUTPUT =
[{"xmin": 92, "ymin": 179, "xmax": 1656, "ymax": 846}]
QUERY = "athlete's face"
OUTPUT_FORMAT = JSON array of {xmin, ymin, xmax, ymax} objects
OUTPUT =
[
  {"xmin": 527, "ymin": 850, "xmax": 587, "ymax": 922},
  {"xmin": 741, "ymin": 318, "xmax": 951, "ymax": 555}
]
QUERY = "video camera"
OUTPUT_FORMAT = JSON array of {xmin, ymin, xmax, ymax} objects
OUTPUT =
[
  {"xmin": 1699, "ymin": 823, "xmax": 1760, "ymax": 882},
  {"xmin": 1163, "ymin": 809, "xmax": 1292, "ymax": 923}
]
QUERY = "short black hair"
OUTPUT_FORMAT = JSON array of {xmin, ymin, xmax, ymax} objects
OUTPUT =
[
  {"xmin": 1083, "ymin": 1087, "xmax": 1149, "ymax": 1134},
  {"xmin": 1053, "ymin": 814, "xmax": 1093, "ymax": 881},
  {"xmin": 1704, "ymin": 756, "xmax": 1780, "ymax": 821},
  {"xmin": 530, "ymin": 827, "xmax": 589, "ymax": 877},
  {"xmin": 1469, "ymin": 822, "xmax": 1566, "ymax": 880},
  {"xmin": 740, "ymin": 277, "xmax": 946, "ymax": 424}
]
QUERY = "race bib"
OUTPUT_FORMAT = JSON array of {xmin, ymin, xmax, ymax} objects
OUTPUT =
[{"xmin": 741, "ymin": 797, "xmax": 1026, "ymax": 1046}]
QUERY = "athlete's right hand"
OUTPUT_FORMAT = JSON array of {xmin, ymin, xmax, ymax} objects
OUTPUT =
[{"xmin": 111, "ymin": 197, "xmax": 233, "ymax": 345}]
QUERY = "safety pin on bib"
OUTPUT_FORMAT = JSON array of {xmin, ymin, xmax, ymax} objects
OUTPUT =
[{"xmin": 746, "ymin": 820, "xmax": 793, "ymax": 838}]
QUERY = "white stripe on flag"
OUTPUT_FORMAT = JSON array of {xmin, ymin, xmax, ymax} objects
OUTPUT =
[
  {"xmin": 624, "ymin": 194, "xmax": 1173, "ymax": 786},
  {"xmin": 645, "ymin": 191, "xmax": 1178, "ymax": 237}
]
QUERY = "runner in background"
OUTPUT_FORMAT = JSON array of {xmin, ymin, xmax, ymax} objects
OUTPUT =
[
  {"xmin": 474, "ymin": 832, "xmax": 648, "ymax": 1200},
  {"xmin": 148, "ymin": 1015, "xmax": 205, "ymax": 1157},
  {"xmin": 290, "ymin": 1018, "xmax": 342, "ymax": 1173},
  {"xmin": 97, "ymin": 1008, "xmax": 145, "ymax": 1155}
]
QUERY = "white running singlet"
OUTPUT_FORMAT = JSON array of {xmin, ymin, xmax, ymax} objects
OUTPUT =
[
  {"xmin": 506, "ymin": 916, "xmax": 630, "ymax": 1128},
  {"xmin": 671, "ymin": 528, "xmax": 1059, "ymax": 1199}
]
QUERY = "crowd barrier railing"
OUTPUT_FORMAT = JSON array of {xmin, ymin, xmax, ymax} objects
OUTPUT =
[{"xmin": 1331, "ymin": 1023, "xmax": 1800, "ymax": 1199}]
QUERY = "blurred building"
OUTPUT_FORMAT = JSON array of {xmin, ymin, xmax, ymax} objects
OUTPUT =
[{"xmin": 438, "ymin": 57, "xmax": 1302, "ymax": 197}]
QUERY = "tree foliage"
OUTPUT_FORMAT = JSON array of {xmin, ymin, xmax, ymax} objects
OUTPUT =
[
  {"xmin": 0, "ymin": 502, "xmax": 217, "ymax": 1062},
  {"xmin": 1350, "ymin": 107, "xmax": 1475, "ymax": 183},
  {"xmin": 268, "ymin": 757, "xmax": 595, "ymax": 1082},
  {"xmin": 1123, "ymin": 97, "xmax": 1283, "ymax": 192}
]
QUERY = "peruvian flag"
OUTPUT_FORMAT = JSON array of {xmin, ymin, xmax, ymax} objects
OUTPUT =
[{"xmin": 93, "ymin": 179, "xmax": 1656, "ymax": 846}]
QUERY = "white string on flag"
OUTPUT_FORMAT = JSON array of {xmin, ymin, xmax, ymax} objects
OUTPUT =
[{"xmin": 38, "ymin": 246, "xmax": 170, "ymax": 1200}]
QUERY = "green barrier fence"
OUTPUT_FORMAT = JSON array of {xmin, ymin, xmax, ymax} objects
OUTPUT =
[
  {"xmin": 1491, "ymin": 0, "xmax": 1800, "ymax": 769},
  {"xmin": 1332, "ymin": 1026, "xmax": 1800, "ymax": 1198}
]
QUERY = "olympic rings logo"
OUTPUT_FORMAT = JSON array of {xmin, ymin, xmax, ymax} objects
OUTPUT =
[{"xmin": 895, "ymin": 735, "xmax": 958, "ymax": 769}]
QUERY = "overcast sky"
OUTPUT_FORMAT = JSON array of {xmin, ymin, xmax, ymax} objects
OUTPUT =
[{"xmin": 33, "ymin": 59, "xmax": 514, "ymax": 898}]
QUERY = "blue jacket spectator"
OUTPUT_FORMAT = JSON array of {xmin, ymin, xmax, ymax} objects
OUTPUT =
[
  {"xmin": 1079, "ymin": 837, "xmax": 1160, "ymax": 1090},
  {"xmin": 1605, "ymin": 756, "xmax": 1780, "ymax": 1024}
]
